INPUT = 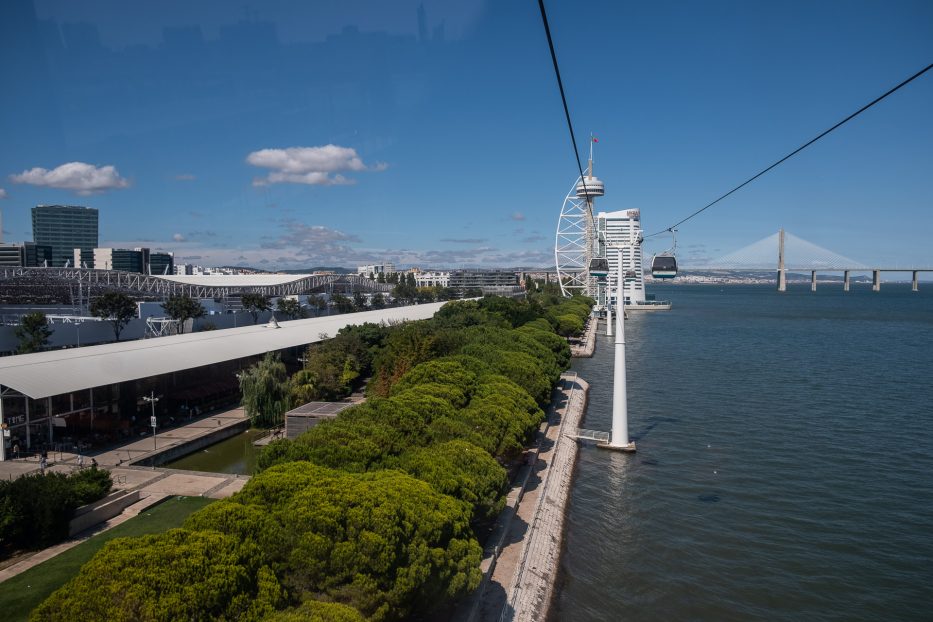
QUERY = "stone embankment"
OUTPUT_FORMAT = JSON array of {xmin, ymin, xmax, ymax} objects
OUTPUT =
[
  {"xmin": 457, "ymin": 372, "xmax": 588, "ymax": 622},
  {"xmin": 570, "ymin": 315, "xmax": 597, "ymax": 357}
]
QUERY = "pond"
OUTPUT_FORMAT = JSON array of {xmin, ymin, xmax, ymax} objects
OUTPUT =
[{"xmin": 163, "ymin": 428, "xmax": 264, "ymax": 475}]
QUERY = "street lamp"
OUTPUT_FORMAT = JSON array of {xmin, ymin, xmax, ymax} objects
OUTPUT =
[{"xmin": 142, "ymin": 391, "xmax": 159, "ymax": 459}]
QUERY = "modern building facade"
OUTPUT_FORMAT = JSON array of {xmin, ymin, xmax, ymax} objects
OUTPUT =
[
  {"xmin": 414, "ymin": 271, "xmax": 450, "ymax": 287},
  {"xmin": 597, "ymin": 209, "xmax": 646, "ymax": 305},
  {"xmin": 357, "ymin": 263, "xmax": 395, "ymax": 277},
  {"xmin": 82, "ymin": 247, "xmax": 174, "ymax": 274},
  {"xmin": 448, "ymin": 270, "xmax": 520, "ymax": 295},
  {"xmin": 32, "ymin": 205, "xmax": 99, "ymax": 267},
  {"xmin": 0, "ymin": 242, "xmax": 53, "ymax": 267}
]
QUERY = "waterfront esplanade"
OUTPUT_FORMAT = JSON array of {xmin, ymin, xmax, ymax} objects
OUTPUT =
[{"xmin": 0, "ymin": 302, "xmax": 447, "ymax": 457}]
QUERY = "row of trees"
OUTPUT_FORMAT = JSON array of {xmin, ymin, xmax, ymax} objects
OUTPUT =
[
  {"xmin": 34, "ymin": 294, "xmax": 594, "ymax": 621},
  {"xmin": 1, "ymin": 467, "xmax": 112, "ymax": 559}
]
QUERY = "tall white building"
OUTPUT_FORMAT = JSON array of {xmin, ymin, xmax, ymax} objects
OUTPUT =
[
  {"xmin": 357, "ymin": 263, "xmax": 395, "ymax": 277},
  {"xmin": 597, "ymin": 209, "xmax": 645, "ymax": 306},
  {"xmin": 414, "ymin": 271, "xmax": 450, "ymax": 287}
]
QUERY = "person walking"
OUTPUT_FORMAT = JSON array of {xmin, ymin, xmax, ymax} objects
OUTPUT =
[{"xmin": 40, "ymin": 455, "xmax": 48, "ymax": 474}]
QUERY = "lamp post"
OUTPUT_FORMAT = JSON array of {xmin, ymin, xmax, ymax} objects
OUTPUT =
[{"xmin": 142, "ymin": 392, "xmax": 159, "ymax": 459}]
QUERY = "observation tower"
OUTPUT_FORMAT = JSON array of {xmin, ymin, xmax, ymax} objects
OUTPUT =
[{"xmin": 554, "ymin": 137, "xmax": 605, "ymax": 299}]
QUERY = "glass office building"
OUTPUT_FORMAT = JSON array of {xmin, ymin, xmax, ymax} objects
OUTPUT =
[{"xmin": 31, "ymin": 205, "xmax": 99, "ymax": 267}]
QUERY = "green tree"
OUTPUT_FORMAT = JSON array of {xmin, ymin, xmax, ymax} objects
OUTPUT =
[
  {"xmin": 276, "ymin": 297, "xmax": 304, "ymax": 320},
  {"xmin": 376, "ymin": 272, "xmax": 386, "ymax": 284},
  {"xmin": 399, "ymin": 440, "xmax": 508, "ymax": 523},
  {"xmin": 239, "ymin": 353, "xmax": 289, "ymax": 427},
  {"xmin": 415, "ymin": 287, "xmax": 435, "ymax": 304},
  {"xmin": 231, "ymin": 462, "xmax": 482, "ymax": 621},
  {"xmin": 89, "ymin": 291, "xmax": 137, "ymax": 341},
  {"xmin": 241, "ymin": 293, "xmax": 272, "ymax": 324},
  {"xmin": 308, "ymin": 294, "xmax": 328, "ymax": 315},
  {"xmin": 352, "ymin": 291, "xmax": 367, "ymax": 311},
  {"xmin": 331, "ymin": 294, "xmax": 355, "ymax": 314},
  {"xmin": 31, "ymin": 529, "xmax": 283, "ymax": 622},
  {"xmin": 370, "ymin": 292, "xmax": 386, "ymax": 309},
  {"xmin": 161, "ymin": 294, "xmax": 205, "ymax": 334},
  {"xmin": 14, "ymin": 311, "xmax": 53, "ymax": 354},
  {"xmin": 265, "ymin": 600, "xmax": 365, "ymax": 622}
]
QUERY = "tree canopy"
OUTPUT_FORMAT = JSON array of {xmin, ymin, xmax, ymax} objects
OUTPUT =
[
  {"xmin": 14, "ymin": 311, "xmax": 53, "ymax": 353},
  {"xmin": 240, "ymin": 353, "xmax": 289, "ymax": 427},
  {"xmin": 89, "ymin": 291, "xmax": 137, "ymax": 341},
  {"xmin": 241, "ymin": 293, "xmax": 272, "ymax": 324},
  {"xmin": 161, "ymin": 294, "xmax": 205, "ymax": 333}
]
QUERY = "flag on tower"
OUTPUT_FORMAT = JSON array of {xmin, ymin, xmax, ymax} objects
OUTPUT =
[{"xmin": 592, "ymin": 136, "xmax": 599, "ymax": 143}]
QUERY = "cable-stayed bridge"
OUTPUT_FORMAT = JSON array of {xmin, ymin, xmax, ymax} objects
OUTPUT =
[{"xmin": 683, "ymin": 230, "xmax": 933, "ymax": 291}]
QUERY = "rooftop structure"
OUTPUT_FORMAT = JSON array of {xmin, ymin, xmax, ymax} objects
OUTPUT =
[{"xmin": 0, "ymin": 302, "xmax": 448, "ymax": 455}]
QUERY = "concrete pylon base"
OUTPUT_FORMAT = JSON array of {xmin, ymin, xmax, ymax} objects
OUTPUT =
[{"xmin": 597, "ymin": 441, "xmax": 636, "ymax": 453}]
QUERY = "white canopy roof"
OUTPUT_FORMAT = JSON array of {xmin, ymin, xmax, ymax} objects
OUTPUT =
[{"xmin": 0, "ymin": 302, "xmax": 447, "ymax": 399}]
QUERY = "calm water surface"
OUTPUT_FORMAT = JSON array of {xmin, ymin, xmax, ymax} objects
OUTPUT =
[
  {"xmin": 553, "ymin": 284, "xmax": 933, "ymax": 622},
  {"xmin": 164, "ymin": 428, "xmax": 262, "ymax": 475}
]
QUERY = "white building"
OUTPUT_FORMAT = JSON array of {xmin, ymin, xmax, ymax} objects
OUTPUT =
[
  {"xmin": 414, "ymin": 271, "xmax": 450, "ymax": 287},
  {"xmin": 357, "ymin": 262, "xmax": 396, "ymax": 277},
  {"xmin": 597, "ymin": 209, "xmax": 646, "ymax": 306}
]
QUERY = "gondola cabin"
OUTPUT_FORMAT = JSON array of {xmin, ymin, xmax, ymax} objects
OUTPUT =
[
  {"xmin": 589, "ymin": 257, "xmax": 610, "ymax": 280},
  {"xmin": 651, "ymin": 254, "xmax": 678, "ymax": 279}
]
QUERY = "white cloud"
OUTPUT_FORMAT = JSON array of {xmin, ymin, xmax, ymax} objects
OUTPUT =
[
  {"xmin": 10, "ymin": 162, "xmax": 130, "ymax": 195},
  {"xmin": 173, "ymin": 233, "xmax": 186, "ymax": 242},
  {"xmin": 511, "ymin": 211, "xmax": 526, "ymax": 221},
  {"xmin": 174, "ymin": 173, "xmax": 196, "ymax": 181},
  {"xmin": 0, "ymin": 188, "xmax": 7, "ymax": 199},
  {"xmin": 246, "ymin": 145, "xmax": 387, "ymax": 187}
]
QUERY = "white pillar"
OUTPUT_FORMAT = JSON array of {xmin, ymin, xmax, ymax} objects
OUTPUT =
[
  {"xmin": 606, "ymin": 274, "xmax": 613, "ymax": 337},
  {"xmin": 603, "ymin": 246, "xmax": 635, "ymax": 452}
]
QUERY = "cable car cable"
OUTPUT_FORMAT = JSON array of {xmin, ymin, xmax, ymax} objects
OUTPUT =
[
  {"xmin": 645, "ymin": 61, "xmax": 933, "ymax": 238},
  {"xmin": 537, "ymin": 0, "xmax": 589, "ymax": 198}
]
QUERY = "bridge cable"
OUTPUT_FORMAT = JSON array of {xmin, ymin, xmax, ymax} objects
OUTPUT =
[
  {"xmin": 537, "ymin": 0, "xmax": 589, "ymax": 198},
  {"xmin": 646, "ymin": 61, "xmax": 933, "ymax": 238}
]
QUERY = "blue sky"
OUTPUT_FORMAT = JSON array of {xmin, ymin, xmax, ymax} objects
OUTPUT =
[{"xmin": 1, "ymin": 0, "xmax": 931, "ymax": 269}]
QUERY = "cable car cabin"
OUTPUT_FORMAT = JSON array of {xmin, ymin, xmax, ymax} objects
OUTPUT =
[
  {"xmin": 651, "ymin": 254, "xmax": 678, "ymax": 279},
  {"xmin": 588, "ymin": 258, "xmax": 610, "ymax": 279}
]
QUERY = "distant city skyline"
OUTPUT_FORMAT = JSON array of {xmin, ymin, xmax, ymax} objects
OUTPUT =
[{"xmin": 1, "ymin": 0, "xmax": 931, "ymax": 269}]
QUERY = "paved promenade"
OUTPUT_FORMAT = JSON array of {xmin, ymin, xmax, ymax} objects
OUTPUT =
[
  {"xmin": 0, "ymin": 407, "xmax": 248, "ymax": 480},
  {"xmin": 570, "ymin": 316, "xmax": 597, "ymax": 357},
  {"xmin": 458, "ymin": 373, "xmax": 588, "ymax": 622}
]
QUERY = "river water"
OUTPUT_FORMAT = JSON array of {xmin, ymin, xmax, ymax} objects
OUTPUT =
[{"xmin": 553, "ymin": 284, "xmax": 933, "ymax": 621}]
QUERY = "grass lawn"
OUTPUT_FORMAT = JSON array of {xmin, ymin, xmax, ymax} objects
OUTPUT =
[{"xmin": 0, "ymin": 496, "xmax": 214, "ymax": 621}]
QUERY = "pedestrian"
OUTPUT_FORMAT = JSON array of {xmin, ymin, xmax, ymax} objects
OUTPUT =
[
  {"xmin": 12, "ymin": 442, "xmax": 19, "ymax": 459},
  {"xmin": 91, "ymin": 457, "xmax": 98, "ymax": 468},
  {"xmin": 77, "ymin": 454, "xmax": 85, "ymax": 468},
  {"xmin": 40, "ymin": 455, "xmax": 47, "ymax": 474}
]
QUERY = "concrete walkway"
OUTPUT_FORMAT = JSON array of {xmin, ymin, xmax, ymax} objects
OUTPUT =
[
  {"xmin": 570, "ymin": 316, "xmax": 597, "ymax": 357},
  {"xmin": 457, "ymin": 373, "xmax": 588, "ymax": 622},
  {"xmin": 0, "ymin": 407, "xmax": 248, "ymax": 480}
]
